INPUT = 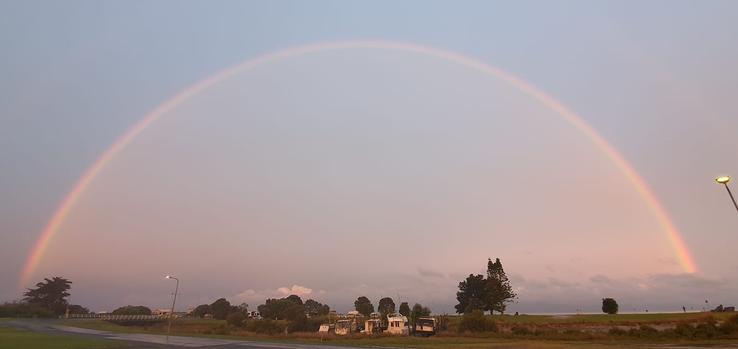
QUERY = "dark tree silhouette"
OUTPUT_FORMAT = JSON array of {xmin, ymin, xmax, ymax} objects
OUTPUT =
[
  {"xmin": 111, "ymin": 305, "xmax": 152, "ymax": 315},
  {"xmin": 398, "ymin": 302, "xmax": 410, "ymax": 316},
  {"xmin": 485, "ymin": 258, "xmax": 517, "ymax": 314},
  {"xmin": 23, "ymin": 277, "xmax": 72, "ymax": 315},
  {"xmin": 602, "ymin": 298, "xmax": 619, "ymax": 314},
  {"xmin": 455, "ymin": 274, "xmax": 487, "ymax": 314},
  {"xmin": 354, "ymin": 296, "xmax": 374, "ymax": 317}
]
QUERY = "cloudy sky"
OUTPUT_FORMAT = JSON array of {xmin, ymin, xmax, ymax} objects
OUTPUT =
[{"xmin": 1, "ymin": 1, "xmax": 737, "ymax": 314}]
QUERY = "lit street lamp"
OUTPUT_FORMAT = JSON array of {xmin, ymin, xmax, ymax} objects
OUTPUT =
[
  {"xmin": 165, "ymin": 275, "xmax": 179, "ymax": 336},
  {"xmin": 715, "ymin": 175, "xmax": 738, "ymax": 214}
]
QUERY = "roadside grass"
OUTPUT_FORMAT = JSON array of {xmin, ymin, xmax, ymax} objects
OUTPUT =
[
  {"xmin": 59, "ymin": 314, "xmax": 738, "ymax": 349},
  {"xmin": 450, "ymin": 312, "xmax": 736, "ymax": 325},
  {"xmin": 0, "ymin": 327, "xmax": 122, "ymax": 349},
  {"xmin": 38, "ymin": 322, "xmax": 688, "ymax": 349}
]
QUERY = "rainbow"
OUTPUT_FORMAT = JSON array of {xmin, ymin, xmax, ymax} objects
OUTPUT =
[{"xmin": 18, "ymin": 40, "xmax": 698, "ymax": 287}]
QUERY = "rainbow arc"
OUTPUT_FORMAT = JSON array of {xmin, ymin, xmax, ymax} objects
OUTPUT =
[{"xmin": 19, "ymin": 40, "xmax": 697, "ymax": 287}]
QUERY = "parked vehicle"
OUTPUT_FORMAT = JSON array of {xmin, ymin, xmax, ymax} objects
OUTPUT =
[
  {"xmin": 413, "ymin": 317, "xmax": 437, "ymax": 336},
  {"xmin": 385, "ymin": 314, "xmax": 409, "ymax": 335}
]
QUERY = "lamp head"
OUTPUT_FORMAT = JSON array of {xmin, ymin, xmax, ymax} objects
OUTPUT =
[
  {"xmin": 716, "ymin": 176, "xmax": 731, "ymax": 184},
  {"xmin": 165, "ymin": 275, "xmax": 171, "ymax": 279}
]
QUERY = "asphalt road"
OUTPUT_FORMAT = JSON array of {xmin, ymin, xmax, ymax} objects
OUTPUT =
[{"xmin": 2, "ymin": 319, "xmax": 366, "ymax": 349}]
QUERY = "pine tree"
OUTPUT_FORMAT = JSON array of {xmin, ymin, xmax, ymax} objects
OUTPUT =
[{"xmin": 485, "ymin": 258, "xmax": 516, "ymax": 314}]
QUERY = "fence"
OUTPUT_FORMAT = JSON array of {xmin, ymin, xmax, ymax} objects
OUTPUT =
[{"xmin": 61, "ymin": 314, "xmax": 168, "ymax": 321}]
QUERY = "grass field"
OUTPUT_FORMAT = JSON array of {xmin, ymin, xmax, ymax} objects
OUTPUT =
[
  {"xmin": 0, "ymin": 327, "xmax": 122, "ymax": 349},
  {"xmin": 57, "ymin": 312, "xmax": 738, "ymax": 349},
  {"xmin": 485, "ymin": 312, "xmax": 737, "ymax": 324}
]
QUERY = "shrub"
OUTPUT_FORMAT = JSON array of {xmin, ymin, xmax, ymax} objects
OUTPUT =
[
  {"xmin": 212, "ymin": 323, "xmax": 230, "ymax": 335},
  {"xmin": 458, "ymin": 310, "xmax": 498, "ymax": 333},
  {"xmin": 674, "ymin": 323, "xmax": 695, "ymax": 338},
  {"xmin": 601, "ymin": 298, "xmax": 619, "ymax": 314},
  {"xmin": 107, "ymin": 319, "xmax": 165, "ymax": 327},
  {"xmin": 0, "ymin": 302, "xmax": 55, "ymax": 318},
  {"xmin": 720, "ymin": 316, "xmax": 738, "ymax": 335},
  {"xmin": 246, "ymin": 319, "xmax": 286, "ymax": 334},
  {"xmin": 287, "ymin": 316, "xmax": 322, "ymax": 333},
  {"xmin": 226, "ymin": 312, "xmax": 246, "ymax": 328},
  {"xmin": 693, "ymin": 320, "xmax": 718, "ymax": 339},
  {"xmin": 629, "ymin": 325, "xmax": 659, "ymax": 338},
  {"xmin": 511, "ymin": 325, "xmax": 531, "ymax": 335},
  {"xmin": 111, "ymin": 305, "xmax": 152, "ymax": 315}
]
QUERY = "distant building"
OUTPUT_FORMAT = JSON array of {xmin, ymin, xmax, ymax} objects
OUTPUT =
[
  {"xmin": 152, "ymin": 308, "xmax": 171, "ymax": 316},
  {"xmin": 385, "ymin": 314, "xmax": 409, "ymax": 335}
]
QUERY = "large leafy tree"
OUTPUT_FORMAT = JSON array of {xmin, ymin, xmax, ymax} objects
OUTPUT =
[
  {"xmin": 485, "ymin": 258, "xmax": 516, "ymax": 314},
  {"xmin": 377, "ymin": 297, "xmax": 396, "ymax": 325},
  {"xmin": 210, "ymin": 298, "xmax": 235, "ymax": 320},
  {"xmin": 455, "ymin": 258, "xmax": 517, "ymax": 315},
  {"xmin": 112, "ymin": 305, "xmax": 152, "ymax": 315},
  {"xmin": 192, "ymin": 304, "xmax": 211, "ymax": 318},
  {"xmin": 23, "ymin": 277, "xmax": 71, "ymax": 315},
  {"xmin": 304, "ymin": 299, "xmax": 329, "ymax": 316},
  {"xmin": 258, "ymin": 295, "xmax": 305, "ymax": 320},
  {"xmin": 285, "ymin": 295, "xmax": 303, "ymax": 305},
  {"xmin": 398, "ymin": 302, "xmax": 410, "ymax": 316},
  {"xmin": 455, "ymin": 274, "xmax": 487, "ymax": 314},
  {"xmin": 354, "ymin": 296, "xmax": 374, "ymax": 317}
]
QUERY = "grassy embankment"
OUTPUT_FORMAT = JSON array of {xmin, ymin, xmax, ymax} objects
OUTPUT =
[
  {"xmin": 58, "ymin": 312, "xmax": 738, "ymax": 348},
  {"xmin": 0, "ymin": 326, "xmax": 122, "ymax": 349}
]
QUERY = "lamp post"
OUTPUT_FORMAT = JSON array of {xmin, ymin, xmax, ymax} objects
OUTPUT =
[
  {"xmin": 715, "ymin": 176, "xmax": 738, "ymax": 214},
  {"xmin": 165, "ymin": 275, "xmax": 179, "ymax": 336}
]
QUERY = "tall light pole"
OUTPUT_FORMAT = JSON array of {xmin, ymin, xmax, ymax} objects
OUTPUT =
[
  {"xmin": 165, "ymin": 275, "xmax": 179, "ymax": 336},
  {"xmin": 715, "ymin": 176, "xmax": 738, "ymax": 214}
]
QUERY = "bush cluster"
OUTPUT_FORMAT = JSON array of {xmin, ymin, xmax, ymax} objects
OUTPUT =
[
  {"xmin": 458, "ymin": 310, "xmax": 498, "ymax": 333},
  {"xmin": 245, "ymin": 319, "xmax": 287, "ymax": 334},
  {"xmin": 0, "ymin": 302, "xmax": 55, "ymax": 318},
  {"xmin": 226, "ymin": 312, "xmax": 246, "ymax": 328}
]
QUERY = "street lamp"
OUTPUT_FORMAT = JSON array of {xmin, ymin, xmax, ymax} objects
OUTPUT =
[
  {"xmin": 165, "ymin": 275, "xmax": 179, "ymax": 336},
  {"xmin": 715, "ymin": 175, "xmax": 738, "ymax": 214}
]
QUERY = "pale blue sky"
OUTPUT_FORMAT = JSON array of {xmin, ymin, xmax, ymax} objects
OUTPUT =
[{"xmin": 2, "ymin": 1, "xmax": 738, "ymax": 313}]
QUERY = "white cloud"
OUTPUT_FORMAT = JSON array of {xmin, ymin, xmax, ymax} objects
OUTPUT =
[
  {"xmin": 277, "ymin": 285, "xmax": 313, "ymax": 297},
  {"xmin": 234, "ymin": 284, "xmax": 313, "ymax": 304}
]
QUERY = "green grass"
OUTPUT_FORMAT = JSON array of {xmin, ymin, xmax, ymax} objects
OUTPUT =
[
  {"xmin": 57, "ymin": 313, "xmax": 738, "ymax": 349},
  {"xmin": 447, "ymin": 312, "xmax": 736, "ymax": 325},
  {"xmin": 0, "ymin": 327, "xmax": 122, "ymax": 349}
]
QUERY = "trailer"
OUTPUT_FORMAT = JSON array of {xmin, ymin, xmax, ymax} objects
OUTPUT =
[{"xmin": 413, "ymin": 317, "xmax": 437, "ymax": 336}]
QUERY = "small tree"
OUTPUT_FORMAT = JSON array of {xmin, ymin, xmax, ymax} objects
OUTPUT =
[
  {"xmin": 210, "ymin": 298, "xmax": 233, "ymax": 320},
  {"xmin": 398, "ymin": 302, "xmax": 410, "ymax": 316},
  {"xmin": 354, "ymin": 296, "xmax": 374, "ymax": 317},
  {"xmin": 192, "ymin": 304, "xmax": 210, "ymax": 318},
  {"xmin": 67, "ymin": 304, "xmax": 89, "ymax": 315},
  {"xmin": 602, "ymin": 298, "xmax": 619, "ymax": 314},
  {"xmin": 409, "ymin": 303, "xmax": 431, "ymax": 326}
]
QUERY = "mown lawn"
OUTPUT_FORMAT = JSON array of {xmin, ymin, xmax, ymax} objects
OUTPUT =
[{"xmin": 0, "ymin": 327, "xmax": 122, "ymax": 349}]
